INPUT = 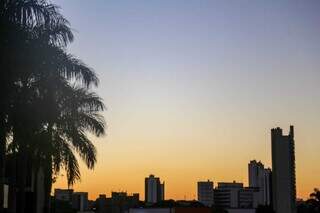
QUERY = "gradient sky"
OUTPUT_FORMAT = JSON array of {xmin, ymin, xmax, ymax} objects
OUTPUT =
[{"xmin": 52, "ymin": 0, "xmax": 320, "ymax": 200}]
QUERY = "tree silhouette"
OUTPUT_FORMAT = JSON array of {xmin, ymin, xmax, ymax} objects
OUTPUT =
[
  {"xmin": 0, "ymin": 1, "xmax": 105, "ymax": 212},
  {"xmin": 306, "ymin": 188, "xmax": 320, "ymax": 213},
  {"xmin": 0, "ymin": 0, "xmax": 72, "ymax": 211},
  {"xmin": 24, "ymin": 84, "xmax": 105, "ymax": 212},
  {"xmin": 310, "ymin": 189, "xmax": 320, "ymax": 203}
]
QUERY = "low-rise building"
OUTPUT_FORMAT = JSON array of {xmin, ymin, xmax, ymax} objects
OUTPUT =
[
  {"xmin": 96, "ymin": 194, "xmax": 108, "ymax": 213},
  {"xmin": 54, "ymin": 189, "xmax": 92, "ymax": 212},
  {"xmin": 95, "ymin": 191, "xmax": 140, "ymax": 213},
  {"xmin": 214, "ymin": 182, "xmax": 243, "ymax": 208},
  {"xmin": 54, "ymin": 189, "xmax": 74, "ymax": 205},
  {"xmin": 72, "ymin": 192, "xmax": 89, "ymax": 212},
  {"xmin": 239, "ymin": 187, "xmax": 259, "ymax": 208},
  {"xmin": 213, "ymin": 182, "xmax": 260, "ymax": 209}
]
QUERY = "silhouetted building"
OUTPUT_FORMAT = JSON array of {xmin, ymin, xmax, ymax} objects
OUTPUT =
[
  {"xmin": 96, "ymin": 191, "xmax": 139, "ymax": 213},
  {"xmin": 54, "ymin": 189, "xmax": 92, "ymax": 212},
  {"xmin": 72, "ymin": 192, "xmax": 89, "ymax": 212},
  {"xmin": 54, "ymin": 189, "xmax": 74, "ymax": 205},
  {"xmin": 271, "ymin": 126, "xmax": 296, "ymax": 213},
  {"xmin": 214, "ymin": 182, "xmax": 243, "ymax": 208},
  {"xmin": 145, "ymin": 175, "xmax": 165, "ymax": 203},
  {"xmin": 96, "ymin": 194, "xmax": 107, "ymax": 213},
  {"xmin": 160, "ymin": 182, "xmax": 165, "ymax": 201},
  {"xmin": 248, "ymin": 160, "xmax": 272, "ymax": 205},
  {"xmin": 213, "ymin": 182, "xmax": 259, "ymax": 209},
  {"xmin": 239, "ymin": 187, "xmax": 260, "ymax": 208},
  {"xmin": 197, "ymin": 180, "xmax": 214, "ymax": 207}
]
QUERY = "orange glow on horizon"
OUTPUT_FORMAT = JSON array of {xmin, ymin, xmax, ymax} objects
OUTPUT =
[{"xmin": 53, "ymin": 124, "xmax": 318, "ymax": 201}]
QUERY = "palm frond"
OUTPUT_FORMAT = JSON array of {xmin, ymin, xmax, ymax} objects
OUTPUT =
[
  {"xmin": 52, "ymin": 137, "xmax": 81, "ymax": 187},
  {"xmin": 67, "ymin": 130, "xmax": 97, "ymax": 170},
  {"xmin": 63, "ymin": 144, "xmax": 80, "ymax": 187}
]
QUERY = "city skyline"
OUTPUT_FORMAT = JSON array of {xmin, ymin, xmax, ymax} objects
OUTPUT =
[
  {"xmin": 52, "ymin": 0, "xmax": 320, "ymax": 201},
  {"xmin": 53, "ymin": 121, "xmax": 314, "ymax": 201},
  {"xmin": 55, "ymin": 125, "xmax": 294, "ymax": 212}
]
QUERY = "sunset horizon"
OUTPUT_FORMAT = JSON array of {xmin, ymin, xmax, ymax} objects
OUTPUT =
[
  {"xmin": 50, "ymin": 1, "xmax": 320, "ymax": 203},
  {"xmin": 53, "ymin": 125, "xmax": 312, "ymax": 201},
  {"xmin": 2, "ymin": 1, "xmax": 320, "ymax": 213}
]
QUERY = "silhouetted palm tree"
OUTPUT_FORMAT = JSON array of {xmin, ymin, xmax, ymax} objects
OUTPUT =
[
  {"xmin": 22, "ymin": 83, "xmax": 105, "ymax": 213},
  {"xmin": 6, "ymin": 31, "xmax": 101, "ymax": 213},
  {"xmin": 1, "ymin": 1, "xmax": 104, "ymax": 212},
  {"xmin": 0, "ymin": 0, "xmax": 73, "ymax": 210}
]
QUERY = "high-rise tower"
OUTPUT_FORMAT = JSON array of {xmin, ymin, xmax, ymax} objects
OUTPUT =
[
  {"xmin": 145, "ymin": 175, "xmax": 165, "ymax": 203},
  {"xmin": 271, "ymin": 126, "xmax": 296, "ymax": 213}
]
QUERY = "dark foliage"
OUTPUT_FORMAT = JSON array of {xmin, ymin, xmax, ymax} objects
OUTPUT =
[
  {"xmin": 296, "ymin": 189, "xmax": 320, "ymax": 213},
  {"xmin": 0, "ymin": 1, "xmax": 105, "ymax": 212}
]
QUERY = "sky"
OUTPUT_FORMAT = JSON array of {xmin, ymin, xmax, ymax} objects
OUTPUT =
[{"xmin": 52, "ymin": 0, "xmax": 320, "ymax": 200}]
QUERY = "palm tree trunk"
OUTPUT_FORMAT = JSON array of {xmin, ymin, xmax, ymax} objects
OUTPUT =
[
  {"xmin": 16, "ymin": 142, "xmax": 27, "ymax": 213},
  {"xmin": 43, "ymin": 124, "xmax": 54, "ymax": 213},
  {"xmin": 8, "ymin": 154, "xmax": 17, "ymax": 213},
  {"xmin": 33, "ymin": 166, "xmax": 39, "ymax": 213},
  {"xmin": 43, "ymin": 158, "xmax": 52, "ymax": 213},
  {"xmin": 0, "ymin": 118, "xmax": 7, "ymax": 212},
  {"xmin": 0, "ymin": 133, "xmax": 5, "ymax": 212}
]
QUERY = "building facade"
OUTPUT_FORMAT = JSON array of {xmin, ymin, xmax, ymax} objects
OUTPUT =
[
  {"xmin": 96, "ymin": 194, "xmax": 107, "ymax": 213},
  {"xmin": 213, "ymin": 182, "xmax": 259, "ymax": 209},
  {"xmin": 96, "ymin": 192, "xmax": 139, "ymax": 213},
  {"xmin": 214, "ymin": 182, "xmax": 243, "ymax": 208},
  {"xmin": 271, "ymin": 126, "xmax": 296, "ymax": 213},
  {"xmin": 160, "ymin": 182, "xmax": 165, "ymax": 201},
  {"xmin": 197, "ymin": 180, "xmax": 214, "ymax": 207},
  {"xmin": 72, "ymin": 192, "xmax": 89, "ymax": 212},
  {"xmin": 145, "ymin": 175, "xmax": 165, "ymax": 203},
  {"xmin": 54, "ymin": 189, "xmax": 74, "ymax": 204},
  {"xmin": 248, "ymin": 160, "xmax": 272, "ymax": 205},
  {"xmin": 238, "ymin": 187, "xmax": 260, "ymax": 208}
]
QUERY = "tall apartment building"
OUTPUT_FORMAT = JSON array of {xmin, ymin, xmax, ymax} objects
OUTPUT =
[
  {"xmin": 145, "ymin": 175, "xmax": 165, "ymax": 203},
  {"xmin": 248, "ymin": 160, "xmax": 272, "ymax": 205},
  {"xmin": 197, "ymin": 180, "xmax": 214, "ymax": 207},
  {"xmin": 271, "ymin": 126, "xmax": 296, "ymax": 213}
]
